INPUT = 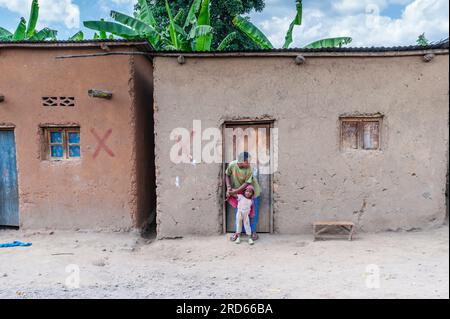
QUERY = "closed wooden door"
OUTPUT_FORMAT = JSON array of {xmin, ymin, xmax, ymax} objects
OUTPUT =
[
  {"xmin": 224, "ymin": 123, "xmax": 272, "ymax": 233},
  {"xmin": 0, "ymin": 130, "xmax": 19, "ymax": 226}
]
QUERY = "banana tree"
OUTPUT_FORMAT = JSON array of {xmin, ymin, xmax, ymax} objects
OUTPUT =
[
  {"xmin": 0, "ymin": 0, "xmax": 57, "ymax": 41},
  {"xmin": 83, "ymin": 0, "xmax": 237, "ymax": 51},
  {"xmin": 233, "ymin": 0, "xmax": 352, "ymax": 49},
  {"xmin": 84, "ymin": 0, "xmax": 168, "ymax": 49}
]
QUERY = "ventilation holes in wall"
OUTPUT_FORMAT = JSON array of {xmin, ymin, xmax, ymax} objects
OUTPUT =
[
  {"xmin": 42, "ymin": 97, "xmax": 58, "ymax": 106},
  {"xmin": 42, "ymin": 97, "xmax": 75, "ymax": 107},
  {"xmin": 59, "ymin": 97, "xmax": 75, "ymax": 107}
]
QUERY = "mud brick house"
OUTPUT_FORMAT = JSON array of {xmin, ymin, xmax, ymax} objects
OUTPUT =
[
  {"xmin": 0, "ymin": 40, "xmax": 155, "ymax": 230},
  {"xmin": 0, "ymin": 39, "xmax": 448, "ymax": 238}
]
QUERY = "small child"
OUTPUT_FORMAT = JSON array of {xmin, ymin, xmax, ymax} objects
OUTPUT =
[{"xmin": 231, "ymin": 185, "xmax": 255, "ymax": 245}]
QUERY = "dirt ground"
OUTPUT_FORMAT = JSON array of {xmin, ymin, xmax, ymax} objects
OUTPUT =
[{"xmin": 0, "ymin": 225, "xmax": 448, "ymax": 299}]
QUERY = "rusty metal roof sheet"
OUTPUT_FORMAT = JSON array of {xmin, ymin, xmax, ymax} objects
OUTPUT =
[
  {"xmin": 0, "ymin": 38, "xmax": 448, "ymax": 56},
  {"xmin": 0, "ymin": 39, "xmax": 152, "ymax": 51}
]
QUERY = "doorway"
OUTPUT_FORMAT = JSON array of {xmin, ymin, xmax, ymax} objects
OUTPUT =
[
  {"xmin": 0, "ymin": 129, "xmax": 19, "ymax": 227},
  {"xmin": 223, "ymin": 121, "xmax": 274, "ymax": 233}
]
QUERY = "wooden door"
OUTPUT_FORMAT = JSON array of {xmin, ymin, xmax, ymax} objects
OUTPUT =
[
  {"xmin": 0, "ymin": 130, "xmax": 19, "ymax": 227},
  {"xmin": 224, "ymin": 123, "xmax": 272, "ymax": 233}
]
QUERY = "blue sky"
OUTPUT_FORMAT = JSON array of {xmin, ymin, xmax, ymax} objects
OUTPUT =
[{"xmin": 1, "ymin": 0, "xmax": 448, "ymax": 47}]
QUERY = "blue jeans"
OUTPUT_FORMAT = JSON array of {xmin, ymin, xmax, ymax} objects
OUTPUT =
[{"xmin": 236, "ymin": 196, "xmax": 260, "ymax": 233}]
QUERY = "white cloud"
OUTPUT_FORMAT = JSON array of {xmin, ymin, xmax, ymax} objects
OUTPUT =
[
  {"xmin": 98, "ymin": 0, "xmax": 135, "ymax": 15},
  {"xmin": 0, "ymin": 0, "xmax": 80, "ymax": 29},
  {"xmin": 333, "ymin": 0, "xmax": 389, "ymax": 14},
  {"xmin": 252, "ymin": 0, "xmax": 449, "ymax": 48}
]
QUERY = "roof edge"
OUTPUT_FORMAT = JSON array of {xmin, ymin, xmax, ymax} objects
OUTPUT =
[
  {"xmin": 0, "ymin": 39, "xmax": 448, "ymax": 58},
  {"xmin": 151, "ymin": 47, "xmax": 449, "ymax": 58},
  {"xmin": 0, "ymin": 39, "xmax": 152, "ymax": 51}
]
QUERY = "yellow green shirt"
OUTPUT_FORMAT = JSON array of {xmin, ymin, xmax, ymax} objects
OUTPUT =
[{"xmin": 225, "ymin": 160, "xmax": 261, "ymax": 198}]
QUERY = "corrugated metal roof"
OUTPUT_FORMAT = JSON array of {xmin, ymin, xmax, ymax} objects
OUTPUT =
[
  {"xmin": 0, "ymin": 38, "xmax": 448, "ymax": 55},
  {"xmin": 0, "ymin": 39, "xmax": 152, "ymax": 51},
  {"xmin": 157, "ymin": 39, "xmax": 449, "ymax": 54}
]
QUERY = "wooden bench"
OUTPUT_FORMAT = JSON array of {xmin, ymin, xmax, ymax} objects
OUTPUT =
[{"xmin": 313, "ymin": 221, "xmax": 355, "ymax": 241}]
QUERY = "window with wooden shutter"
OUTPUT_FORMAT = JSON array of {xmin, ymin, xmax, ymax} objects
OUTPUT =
[{"xmin": 340, "ymin": 115, "xmax": 382, "ymax": 151}]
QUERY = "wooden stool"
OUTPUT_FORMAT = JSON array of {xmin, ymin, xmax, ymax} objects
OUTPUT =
[{"xmin": 313, "ymin": 221, "xmax": 355, "ymax": 241}]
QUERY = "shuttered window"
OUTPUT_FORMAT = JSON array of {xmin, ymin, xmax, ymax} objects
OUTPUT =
[{"xmin": 340, "ymin": 116, "xmax": 382, "ymax": 150}]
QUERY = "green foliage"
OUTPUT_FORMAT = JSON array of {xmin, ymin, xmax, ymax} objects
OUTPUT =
[
  {"xmin": 304, "ymin": 37, "xmax": 352, "ymax": 49},
  {"xmin": 135, "ymin": 0, "xmax": 265, "ymax": 50},
  {"xmin": 417, "ymin": 33, "xmax": 429, "ymax": 46},
  {"xmin": 233, "ymin": 0, "xmax": 352, "ymax": 49},
  {"xmin": 69, "ymin": 31, "xmax": 84, "ymax": 41},
  {"xmin": 13, "ymin": 18, "xmax": 27, "ymax": 41},
  {"xmin": 195, "ymin": 0, "xmax": 213, "ymax": 51},
  {"xmin": 283, "ymin": 0, "xmax": 302, "ymax": 49},
  {"xmin": 0, "ymin": 27, "xmax": 12, "ymax": 40},
  {"xmin": 26, "ymin": 0, "xmax": 39, "ymax": 38},
  {"xmin": 85, "ymin": 0, "xmax": 238, "ymax": 51},
  {"xmin": 32, "ymin": 28, "xmax": 58, "ymax": 41},
  {"xmin": 84, "ymin": 20, "xmax": 138, "ymax": 39},
  {"xmin": 137, "ymin": 0, "xmax": 157, "ymax": 27},
  {"xmin": 0, "ymin": 0, "xmax": 57, "ymax": 41},
  {"xmin": 165, "ymin": 0, "xmax": 181, "ymax": 49},
  {"xmin": 217, "ymin": 31, "xmax": 237, "ymax": 50},
  {"xmin": 232, "ymin": 16, "xmax": 273, "ymax": 49},
  {"xmin": 81, "ymin": 0, "xmax": 352, "ymax": 51}
]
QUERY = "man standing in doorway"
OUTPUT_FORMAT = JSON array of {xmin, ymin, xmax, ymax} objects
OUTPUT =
[{"xmin": 226, "ymin": 152, "xmax": 261, "ymax": 241}]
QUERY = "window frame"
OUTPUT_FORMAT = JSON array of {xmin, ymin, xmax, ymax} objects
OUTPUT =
[
  {"xmin": 43, "ymin": 127, "xmax": 81, "ymax": 160},
  {"xmin": 340, "ymin": 115, "xmax": 383, "ymax": 151},
  {"xmin": 66, "ymin": 130, "xmax": 81, "ymax": 158}
]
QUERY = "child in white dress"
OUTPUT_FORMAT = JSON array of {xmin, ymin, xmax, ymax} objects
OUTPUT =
[{"xmin": 233, "ymin": 185, "xmax": 255, "ymax": 245}]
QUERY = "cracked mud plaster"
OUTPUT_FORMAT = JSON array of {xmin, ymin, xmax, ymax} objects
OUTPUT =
[
  {"xmin": 354, "ymin": 199, "xmax": 368, "ymax": 230},
  {"xmin": 152, "ymin": 54, "xmax": 449, "ymax": 236},
  {"xmin": 128, "ymin": 56, "xmax": 139, "ymax": 227}
]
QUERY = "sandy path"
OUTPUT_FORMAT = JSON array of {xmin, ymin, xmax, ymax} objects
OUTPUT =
[{"xmin": 0, "ymin": 226, "xmax": 448, "ymax": 299}]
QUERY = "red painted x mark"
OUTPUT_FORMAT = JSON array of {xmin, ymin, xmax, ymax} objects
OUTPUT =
[{"xmin": 91, "ymin": 128, "xmax": 115, "ymax": 159}]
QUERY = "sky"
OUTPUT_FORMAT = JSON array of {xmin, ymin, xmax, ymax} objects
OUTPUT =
[{"xmin": 0, "ymin": 0, "xmax": 448, "ymax": 47}]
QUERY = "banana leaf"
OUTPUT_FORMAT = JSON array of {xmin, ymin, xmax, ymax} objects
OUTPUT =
[
  {"xmin": 217, "ymin": 32, "xmax": 237, "ymax": 50},
  {"xmin": 188, "ymin": 22, "xmax": 197, "ymax": 39},
  {"xmin": 194, "ymin": 25, "xmax": 212, "ymax": 37},
  {"xmin": 110, "ymin": 10, "xmax": 159, "ymax": 45},
  {"xmin": 162, "ymin": 44, "xmax": 178, "ymax": 51},
  {"xmin": 283, "ymin": 0, "xmax": 302, "ymax": 49},
  {"xmin": 304, "ymin": 37, "xmax": 352, "ymax": 49},
  {"xmin": 13, "ymin": 18, "xmax": 27, "ymax": 41},
  {"xmin": 83, "ymin": 20, "xmax": 139, "ymax": 39},
  {"xmin": 99, "ymin": 19, "xmax": 107, "ymax": 39},
  {"xmin": 30, "ymin": 28, "xmax": 57, "ymax": 41},
  {"xmin": 232, "ymin": 16, "xmax": 273, "ymax": 49},
  {"xmin": 26, "ymin": 0, "xmax": 39, "ymax": 38},
  {"xmin": 165, "ymin": 0, "xmax": 180, "ymax": 49},
  {"xmin": 175, "ymin": 24, "xmax": 188, "ymax": 39},
  {"xmin": 195, "ymin": 0, "xmax": 212, "ymax": 51},
  {"xmin": 184, "ymin": 0, "xmax": 202, "ymax": 28},
  {"xmin": 0, "ymin": 27, "xmax": 12, "ymax": 40},
  {"xmin": 174, "ymin": 8, "xmax": 185, "ymax": 26},
  {"xmin": 137, "ymin": 0, "xmax": 156, "ymax": 27},
  {"xmin": 69, "ymin": 31, "xmax": 84, "ymax": 41}
]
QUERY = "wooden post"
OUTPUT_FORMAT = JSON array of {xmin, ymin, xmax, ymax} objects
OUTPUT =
[{"xmin": 88, "ymin": 89, "xmax": 112, "ymax": 99}]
